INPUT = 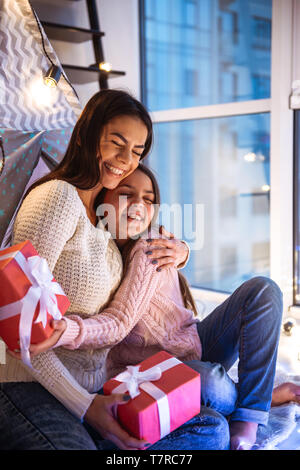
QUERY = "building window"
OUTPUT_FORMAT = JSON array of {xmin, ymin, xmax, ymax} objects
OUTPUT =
[
  {"xmin": 184, "ymin": 69, "xmax": 198, "ymax": 96},
  {"xmin": 252, "ymin": 74, "xmax": 271, "ymax": 100},
  {"xmin": 252, "ymin": 15, "xmax": 272, "ymax": 50},
  {"xmin": 183, "ymin": 0, "xmax": 198, "ymax": 28},
  {"xmin": 220, "ymin": 244, "xmax": 238, "ymax": 280}
]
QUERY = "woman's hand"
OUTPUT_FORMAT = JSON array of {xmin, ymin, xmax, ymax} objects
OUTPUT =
[
  {"xmin": 84, "ymin": 394, "xmax": 150, "ymax": 450},
  {"xmin": 145, "ymin": 225, "xmax": 189, "ymax": 271},
  {"xmin": 7, "ymin": 319, "xmax": 67, "ymax": 360}
]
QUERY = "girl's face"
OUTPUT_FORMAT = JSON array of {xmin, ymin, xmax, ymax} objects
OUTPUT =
[
  {"xmin": 98, "ymin": 115, "xmax": 148, "ymax": 190},
  {"xmin": 102, "ymin": 169, "xmax": 155, "ymax": 245}
]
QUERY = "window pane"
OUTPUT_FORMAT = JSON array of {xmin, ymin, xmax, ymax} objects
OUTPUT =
[
  {"xmin": 147, "ymin": 113, "xmax": 270, "ymax": 292},
  {"xmin": 142, "ymin": 0, "xmax": 272, "ymax": 111}
]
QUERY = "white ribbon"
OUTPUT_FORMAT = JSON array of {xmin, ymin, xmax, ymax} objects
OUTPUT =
[
  {"xmin": 112, "ymin": 357, "xmax": 181, "ymax": 439},
  {"xmin": 0, "ymin": 250, "xmax": 65, "ymax": 368},
  {"xmin": 114, "ymin": 364, "xmax": 162, "ymax": 399}
]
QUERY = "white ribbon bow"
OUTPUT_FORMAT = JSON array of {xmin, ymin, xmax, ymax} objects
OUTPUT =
[
  {"xmin": 0, "ymin": 250, "xmax": 65, "ymax": 368},
  {"xmin": 115, "ymin": 365, "xmax": 162, "ymax": 399},
  {"xmin": 112, "ymin": 357, "xmax": 181, "ymax": 439}
]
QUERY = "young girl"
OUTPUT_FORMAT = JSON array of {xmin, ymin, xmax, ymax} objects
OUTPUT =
[
  {"xmin": 28, "ymin": 164, "xmax": 289, "ymax": 450},
  {"xmin": 52, "ymin": 163, "xmax": 202, "ymax": 371}
]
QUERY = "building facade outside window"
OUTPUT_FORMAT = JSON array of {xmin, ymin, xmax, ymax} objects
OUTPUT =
[{"xmin": 140, "ymin": 0, "xmax": 272, "ymax": 293}]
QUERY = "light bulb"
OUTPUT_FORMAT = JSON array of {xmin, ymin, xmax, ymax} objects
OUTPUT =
[
  {"xmin": 244, "ymin": 152, "xmax": 256, "ymax": 162},
  {"xmin": 43, "ymin": 65, "xmax": 62, "ymax": 88},
  {"xmin": 29, "ymin": 77, "xmax": 56, "ymax": 107},
  {"xmin": 99, "ymin": 62, "xmax": 112, "ymax": 72},
  {"xmin": 44, "ymin": 77, "xmax": 57, "ymax": 88}
]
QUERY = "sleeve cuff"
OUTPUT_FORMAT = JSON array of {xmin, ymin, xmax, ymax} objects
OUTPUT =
[
  {"xmin": 53, "ymin": 317, "xmax": 81, "ymax": 349},
  {"xmin": 177, "ymin": 240, "xmax": 190, "ymax": 270}
]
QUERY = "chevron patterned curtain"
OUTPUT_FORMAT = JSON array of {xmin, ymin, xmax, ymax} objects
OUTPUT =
[{"xmin": 0, "ymin": 0, "xmax": 82, "ymax": 247}]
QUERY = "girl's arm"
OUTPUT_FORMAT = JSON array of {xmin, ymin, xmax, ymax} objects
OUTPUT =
[{"xmin": 48, "ymin": 239, "xmax": 161, "ymax": 351}]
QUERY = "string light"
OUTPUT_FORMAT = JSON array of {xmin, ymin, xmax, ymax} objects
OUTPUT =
[
  {"xmin": 31, "ymin": 6, "xmax": 79, "ymax": 99},
  {"xmin": 29, "ymin": 76, "xmax": 57, "ymax": 107},
  {"xmin": 44, "ymin": 65, "xmax": 62, "ymax": 88},
  {"xmin": 99, "ymin": 61, "xmax": 112, "ymax": 72},
  {"xmin": 261, "ymin": 184, "xmax": 270, "ymax": 192},
  {"xmin": 244, "ymin": 152, "xmax": 256, "ymax": 162}
]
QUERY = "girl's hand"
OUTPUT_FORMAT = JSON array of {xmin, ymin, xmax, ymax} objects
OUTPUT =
[
  {"xmin": 145, "ymin": 225, "xmax": 189, "ymax": 271},
  {"xmin": 84, "ymin": 394, "xmax": 150, "ymax": 450},
  {"xmin": 7, "ymin": 319, "xmax": 67, "ymax": 360}
]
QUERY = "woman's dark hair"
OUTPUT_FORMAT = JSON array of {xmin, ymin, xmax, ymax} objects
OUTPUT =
[
  {"xmin": 22, "ymin": 89, "xmax": 153, "ymax": 209},
  {"xmin": 99, "ymin": 163, "xmax": 199, "ymax": 317}
]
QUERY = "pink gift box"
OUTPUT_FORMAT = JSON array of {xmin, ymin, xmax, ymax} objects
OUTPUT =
[{"xmin": 103, "ymin": 351, "xmax": 201, "ymax": 445}]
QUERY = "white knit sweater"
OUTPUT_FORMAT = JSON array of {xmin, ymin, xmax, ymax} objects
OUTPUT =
[{"xmin": 0, "ymin": 179, "xmax": 123, "ymax": 419}]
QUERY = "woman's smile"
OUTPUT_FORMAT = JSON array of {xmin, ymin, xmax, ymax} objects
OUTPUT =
[{"xmin": 103, "ymin": 162, "xmax": 126, "ymax": 178}]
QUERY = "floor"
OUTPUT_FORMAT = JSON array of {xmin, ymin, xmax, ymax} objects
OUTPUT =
[{"xmin": 277, "ymin": 425, "xmax": 300, "ymax": 450}]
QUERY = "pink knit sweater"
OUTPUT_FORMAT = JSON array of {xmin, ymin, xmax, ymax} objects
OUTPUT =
[{"xmin": 57, "ymin": 238, "xmax": 202, "ymax": 379}]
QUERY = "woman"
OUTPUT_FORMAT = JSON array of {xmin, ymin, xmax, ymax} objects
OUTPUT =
[
  {"xmin": 29, "ymin": 164, "xmax": 285, "ymax": 451},
  {"xmin": 0, "ymin": 89, "xmax": 229, "ymax": 451}
]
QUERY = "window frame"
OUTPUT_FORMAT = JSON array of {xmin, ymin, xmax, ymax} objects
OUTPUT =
[
  {"xmin": 293, "ymin": 111, "xmax": 300, "ymax": 308},
  {"xmin": 139, "ymin": 0, "xmax": 297, "ymax": 317}
]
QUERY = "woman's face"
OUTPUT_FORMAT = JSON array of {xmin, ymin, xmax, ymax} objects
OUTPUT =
[
  {"xmin": 98, "ymin": 115, "xmax": 148, "ymax": 190},
  {"xmin": 102, "ymin": 169, "xmax": 155, "ymax": 244}
]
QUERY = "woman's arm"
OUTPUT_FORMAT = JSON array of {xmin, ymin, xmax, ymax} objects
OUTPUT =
[
  {"xmin": 145, "ymin": 225, "xmax": 190, "ymax": 271},
  {"xmin": 11, "ymin": 180, "xmax": 96, "ymax": 419},
  {"xmin": 30, "ymin": 239, "xmax": 161, "ymax": 354}
]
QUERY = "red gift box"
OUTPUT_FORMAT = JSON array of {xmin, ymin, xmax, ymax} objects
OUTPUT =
[
  {"xmin": 103, "ymin": 351, "xmax": 201, "ymax": 445},
  {"xmin": 0, "ymin": 240, "xmax": 70, "ymax": 363}
]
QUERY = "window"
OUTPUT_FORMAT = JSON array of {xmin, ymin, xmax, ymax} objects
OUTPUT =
[
  {"xmin": 140, "ymin": 0, "xmax": 273, "ymax": 294},
  {"xmin": 141, "ymin": 0, "xmax": 272, "ymax": 112},
  {"xmin": 148, "ymin": 113, "xmax": 270, "ymax": 293},
  {"xmin": 294, "ymin": 110, "xmax": 300, "ymax": 305}
]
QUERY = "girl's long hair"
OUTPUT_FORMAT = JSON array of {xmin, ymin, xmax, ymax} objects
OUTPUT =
[
  {"xmin": 99, "ymin": 163, "xmax": 199, "ymax": 317},
  {"xmin": 21, "ymin": 89, "xmax": 153, "ymax": 210}
]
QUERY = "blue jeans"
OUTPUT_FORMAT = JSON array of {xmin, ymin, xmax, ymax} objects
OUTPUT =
[
  {"xmin": 0, "ymin": 382, "xmax": 229, "ymax": 450},
  {"xmin": 187, "ymin": 276, "xmax": 283, "ymax": 426}
]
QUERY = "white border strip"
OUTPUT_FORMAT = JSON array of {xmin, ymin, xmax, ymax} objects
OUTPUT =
[
  {"xmin": 150, "ymin": 99, "xmax": 271, "ymax": 123},
  {"xmin": 270, "ymin": 0, "xmax": 294, "ymax": 313}
]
